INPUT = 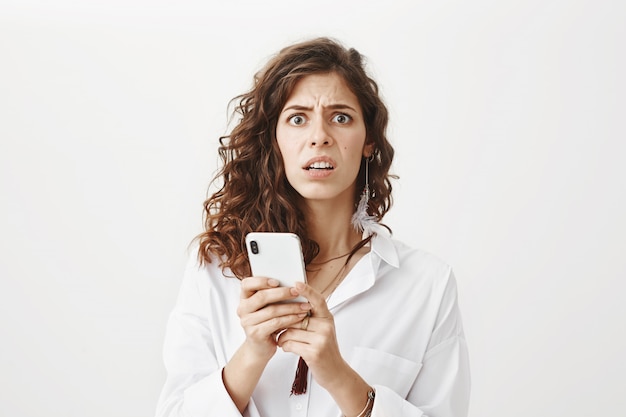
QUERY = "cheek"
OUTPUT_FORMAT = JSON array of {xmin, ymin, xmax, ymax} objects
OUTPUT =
[
  {"xmin": 275, "ymin": 133, "xmax": 291, "ymax": 163},
  {"xmin": 276, "ymin": 126, "xmax": 299, "ymax": 152},
  {"xmin": 277, "ymin": 143, "xmax": 299, "ymax": 174},
  {"xmin": 345, "ymin": 131, "xmax": 367, "ymax": 153}
]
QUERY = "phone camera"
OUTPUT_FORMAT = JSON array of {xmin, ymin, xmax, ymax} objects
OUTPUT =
[{"xmin": 250, "ymin": 240, "xmax": 259, "ymax": 254}]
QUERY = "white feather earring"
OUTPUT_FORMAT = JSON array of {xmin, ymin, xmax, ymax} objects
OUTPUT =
[{"xmin": 351, "ymin": 154, "xmax": 378, "ymax": 237}]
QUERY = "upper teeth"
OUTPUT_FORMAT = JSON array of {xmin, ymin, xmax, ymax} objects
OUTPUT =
[{"xmin": 309, "ymin": 161, "xmax": 333, "ymax": 169}]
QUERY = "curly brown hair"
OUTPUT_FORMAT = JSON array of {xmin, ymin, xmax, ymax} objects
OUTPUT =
[{"xmin": 195, "ymin": 37, "xmax": 396, "ymax": 279}]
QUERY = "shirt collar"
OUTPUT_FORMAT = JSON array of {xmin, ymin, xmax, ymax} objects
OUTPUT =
[
  {"xmin": 369, "ymin": 224, "xmax": 400, "ymax": 269},
  {"xmin": 326, "ymin": 225, "xmax": 399, "ymax": 310}
]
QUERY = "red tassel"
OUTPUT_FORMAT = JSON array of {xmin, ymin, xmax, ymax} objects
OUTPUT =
[{"xmin": 290, "ymin": 356, "xmax": 309, "ymax": 395}]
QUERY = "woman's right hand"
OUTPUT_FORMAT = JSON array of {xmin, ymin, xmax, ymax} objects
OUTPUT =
[
  {"xmin": 223, "ymin": 278, "xmax": 311, "ymax": 412},
  {"xmin": 237, "ymin": 277, "xmax": 312, "ymax": 360}
]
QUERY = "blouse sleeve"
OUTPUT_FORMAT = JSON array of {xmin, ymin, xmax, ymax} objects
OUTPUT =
[
  {"xmin": 155, "ymin": 256, "xmax": 243, "ymax": 417},
  {"xmin": 371, "ymin": 270, "xmax": 471, "ymax": 417}
]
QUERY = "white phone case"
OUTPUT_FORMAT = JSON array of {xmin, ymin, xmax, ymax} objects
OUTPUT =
[{"xmin": 245, "ymin": 232, "xmax": 307, "ymax": 303}]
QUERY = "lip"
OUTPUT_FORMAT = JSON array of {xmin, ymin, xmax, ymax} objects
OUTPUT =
[{"xmin": 302, "ymin": 156, "xmax": 337, "ymax": 170}]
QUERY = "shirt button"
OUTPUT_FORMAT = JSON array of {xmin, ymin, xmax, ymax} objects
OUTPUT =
[{"xmin": 295, "ymin": 403, "xmax": 302, "ymax": 410}]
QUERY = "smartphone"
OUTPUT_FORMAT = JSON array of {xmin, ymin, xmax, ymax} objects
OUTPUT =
[{"xmin": 245, "ymin": 232, "xmax": 307, "ymax": 303}]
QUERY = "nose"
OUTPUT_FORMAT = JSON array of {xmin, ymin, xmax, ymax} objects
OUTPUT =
[{"xmin": 310, "ymin": 118, "xmax": 332, "ymax": 147}]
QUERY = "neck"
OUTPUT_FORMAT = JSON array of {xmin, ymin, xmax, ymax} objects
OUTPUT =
[{"xmin": 301, "ymin": 197, "xmax": 362, "ymax": 260}]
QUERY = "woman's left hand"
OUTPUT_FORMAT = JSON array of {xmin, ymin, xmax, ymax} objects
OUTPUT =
[
  {"xmin": 276, "ymin": 281, "xmax": 349, "ymax": 391},
  {"xmin": 278, "ymin": 282, "xmax": 374, "ymax": 416}
]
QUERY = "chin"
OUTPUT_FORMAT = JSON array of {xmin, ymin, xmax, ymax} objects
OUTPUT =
[{"xmin": 295, "ymin": 186, "xmax": 356, "ymax": 205}]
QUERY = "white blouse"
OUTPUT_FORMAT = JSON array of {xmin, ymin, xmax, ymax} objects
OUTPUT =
[{"xmin": 155, "ymin": 228, "xmax": 470, "ymax": 417}]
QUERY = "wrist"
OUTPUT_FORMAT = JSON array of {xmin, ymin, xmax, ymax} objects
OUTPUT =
[
  {"xmin": 223, "ymin": 340, "xmax": 275, "ymax": 413},
  {"xmin": 321, "ymin": 358, "xmax": 356, "ymax": 392},
  {"xmin": 344, "ymin": 388, "xmax": 375, "ymax": 417},
  {"xmin": 241, "ymin": 337, "xmax": 276, "ymax": 362},
  {"xmin": 323, "ymin": 361, "xmax": 374, "ymax": 417}
]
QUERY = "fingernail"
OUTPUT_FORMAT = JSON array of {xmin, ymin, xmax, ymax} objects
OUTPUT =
[
  {"xmin": 290, "ymin": 287, "xmax": 299, "ymax": 296},
  {"xmin": 301, "ymin": 303, "xmax": 311, "ymax": 310},
  {"xmin": 296, "ymin": 282, "xmax": 305, "ymax": 290},
  {"xmin": 268, "ymin": 279, "xmax": 279, "ymax": 287}
]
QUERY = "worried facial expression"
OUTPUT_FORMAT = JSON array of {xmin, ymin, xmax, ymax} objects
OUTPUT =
[{"xmin": 276, "ymin": 72, "xmax": 373, "ymax": 205}]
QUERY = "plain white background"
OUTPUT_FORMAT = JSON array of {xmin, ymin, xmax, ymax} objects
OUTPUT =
[{"xmin": 1, "ymin": 1, "xmax": 624, "ymax": 416}]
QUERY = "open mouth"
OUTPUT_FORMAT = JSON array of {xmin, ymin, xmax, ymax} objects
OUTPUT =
[{"xmin": 306, "ymin": 161, "xmax": 334, "ymax": 170}]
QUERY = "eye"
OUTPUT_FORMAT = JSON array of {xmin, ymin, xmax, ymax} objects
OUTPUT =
[
  {"xmin": 288, "ymin": 114, "xmax": 307, "ymax": 126},
  {"xmin": 332, "ymin": 113, "xmax": 352, "ymax": 124}
]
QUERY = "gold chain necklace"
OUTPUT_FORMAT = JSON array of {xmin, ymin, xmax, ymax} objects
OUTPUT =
[
  {"xmin": 309, "ymin": 251, "xmax": 352, "ymax": 265},
  {"xmin": 317, "ymin": 260, "xmax": 350, "ymax": 299}
]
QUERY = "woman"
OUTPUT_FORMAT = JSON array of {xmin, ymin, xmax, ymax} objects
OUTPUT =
[{"xmin": 156, "ymin": 37, "xmax": 470, "ymax": 417}]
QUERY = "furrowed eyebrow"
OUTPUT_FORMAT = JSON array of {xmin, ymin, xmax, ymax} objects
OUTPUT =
[{"xmin": 281, "ymin": 104, "xmax": 358, "ymax": 113}]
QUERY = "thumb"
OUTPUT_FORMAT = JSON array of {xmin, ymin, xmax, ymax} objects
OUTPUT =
[{"xmin": 293, "ymin": 282, "xmax": 330, "ymax": 318}]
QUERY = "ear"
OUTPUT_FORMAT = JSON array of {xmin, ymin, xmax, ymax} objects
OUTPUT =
[{"xmin": 363, "ymin": 142, "xmax": 375, "ymax": 158}]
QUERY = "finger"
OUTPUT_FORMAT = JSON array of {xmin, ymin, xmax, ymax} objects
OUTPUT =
[
  {"xmin": 291, "ymin": 282, "xmax": 331, "ymax": 317},
  {"xmin": 277, "ymin": 314, "xmax": 324, "ymax": 343},
  {"xmin": 241, "ymin": 302, "xmax": 311, "ymax": 328},
  {"xmin": 247, "ymin": 312, "xmax": 310, "ymax": 341},
  {"xmin": 282, "ymin": 312, "xmax": 313, "ymax": 330},
  {"xmin": 247, "ymin": 287, "xmax": 306, "ymax": 313},
  {"xmin": 276, "ymin": 327, "xmax": 308, "ymax": 345},
  {"xmin": 240, "ymin": 277, "xmax": 280, "ymax": 299},
  {"xmin": 276, "ymin": 328, "xmax": 317, "ymax": 354},
  {"xmin": 277, "ymin": 320, "xmax": 337, "ymax": 360}
]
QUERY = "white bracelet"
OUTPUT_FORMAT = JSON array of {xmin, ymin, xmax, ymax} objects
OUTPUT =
[{"xmin": 346, "ymin": 389, "xmax": 375, "ymax": 417}]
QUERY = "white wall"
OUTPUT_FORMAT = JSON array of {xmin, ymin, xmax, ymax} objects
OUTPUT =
[{"xmin": 1, "ymin": 1, "xmax": 624, "ymax": 416}]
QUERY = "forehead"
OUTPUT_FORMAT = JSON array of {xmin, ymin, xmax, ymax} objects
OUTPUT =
[{"xmin": 283, "ymin": 72, "xmax": 361, "ymax": 109}]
